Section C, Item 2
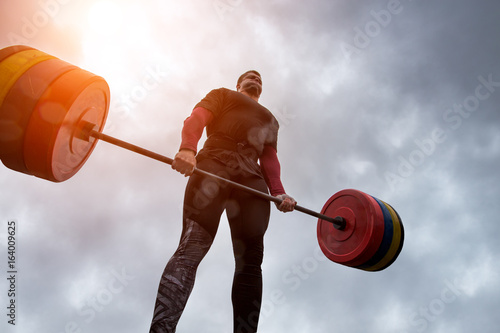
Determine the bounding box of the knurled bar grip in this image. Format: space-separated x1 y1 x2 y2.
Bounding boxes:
89 130 346 229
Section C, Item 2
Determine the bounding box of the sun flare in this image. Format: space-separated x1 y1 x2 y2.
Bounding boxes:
87 1 124 36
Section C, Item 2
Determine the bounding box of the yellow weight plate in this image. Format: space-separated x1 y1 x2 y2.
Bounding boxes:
365 201 403 271
0 49 55 107
0 58 76 174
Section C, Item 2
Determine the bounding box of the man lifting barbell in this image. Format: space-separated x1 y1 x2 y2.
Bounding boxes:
0 45 404 333
149 70 297 333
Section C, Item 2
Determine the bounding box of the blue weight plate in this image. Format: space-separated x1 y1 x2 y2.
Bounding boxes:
356 196 394 270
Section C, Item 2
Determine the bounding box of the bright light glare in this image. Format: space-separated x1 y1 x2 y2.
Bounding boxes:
88 1 124 36
82 1 131 87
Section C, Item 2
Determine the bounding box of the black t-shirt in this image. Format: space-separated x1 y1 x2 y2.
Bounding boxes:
195 88 280 178
196 88 279 153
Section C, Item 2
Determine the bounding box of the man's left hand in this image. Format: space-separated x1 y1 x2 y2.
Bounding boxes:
275 194 297 212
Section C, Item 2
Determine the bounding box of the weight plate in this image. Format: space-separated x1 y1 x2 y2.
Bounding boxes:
365 201 404 271
0 49 55 107
0 58 77 174
317 189 385 267
355 196 394 270
0 45 35 63
23 68 110 182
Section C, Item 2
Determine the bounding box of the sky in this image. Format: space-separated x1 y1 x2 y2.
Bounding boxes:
1 0 499 332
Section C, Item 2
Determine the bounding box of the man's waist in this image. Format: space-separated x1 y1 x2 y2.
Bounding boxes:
203 135 259 162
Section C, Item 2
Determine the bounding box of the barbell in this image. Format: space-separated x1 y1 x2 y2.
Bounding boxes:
0 45 404 271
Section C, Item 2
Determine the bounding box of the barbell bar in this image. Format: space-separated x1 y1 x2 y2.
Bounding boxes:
0 45 404 271
78 121 347 229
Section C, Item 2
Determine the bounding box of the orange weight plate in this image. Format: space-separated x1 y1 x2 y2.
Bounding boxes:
0 48 55 107
23 68 110 182
0 58 76 174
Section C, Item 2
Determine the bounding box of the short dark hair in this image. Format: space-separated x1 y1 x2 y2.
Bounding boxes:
237 70 261 87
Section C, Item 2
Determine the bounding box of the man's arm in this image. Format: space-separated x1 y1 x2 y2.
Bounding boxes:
179 107 213 153
172 107 213 176
260 146 296 212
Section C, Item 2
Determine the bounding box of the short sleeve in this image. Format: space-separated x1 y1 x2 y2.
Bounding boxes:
194 88 226 118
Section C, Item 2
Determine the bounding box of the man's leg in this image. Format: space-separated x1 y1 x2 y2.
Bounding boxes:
150 219 214 333
227 176 271 333
150 159 231 332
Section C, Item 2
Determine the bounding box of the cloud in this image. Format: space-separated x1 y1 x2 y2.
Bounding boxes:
1 0 500 332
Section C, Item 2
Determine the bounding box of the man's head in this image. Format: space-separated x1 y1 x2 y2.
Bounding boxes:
236 70 262 100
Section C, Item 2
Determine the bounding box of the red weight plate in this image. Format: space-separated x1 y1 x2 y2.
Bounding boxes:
23 68 110 182
356 196 394 270
0 58 77 174
317 189 385 267
365 202 404 271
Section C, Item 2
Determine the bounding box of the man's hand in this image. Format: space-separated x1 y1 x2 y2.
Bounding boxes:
275 194 297 213
172 149 196 176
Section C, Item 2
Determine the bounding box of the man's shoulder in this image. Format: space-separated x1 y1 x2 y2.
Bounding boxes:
201 87 233 101
208 87 232 95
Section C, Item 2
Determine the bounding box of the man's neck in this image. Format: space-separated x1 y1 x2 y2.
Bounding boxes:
239 90 260 103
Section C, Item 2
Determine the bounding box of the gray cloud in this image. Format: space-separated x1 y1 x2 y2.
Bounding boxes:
1 0 499 332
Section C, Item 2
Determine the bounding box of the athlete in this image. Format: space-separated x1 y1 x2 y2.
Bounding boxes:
150 70 296 333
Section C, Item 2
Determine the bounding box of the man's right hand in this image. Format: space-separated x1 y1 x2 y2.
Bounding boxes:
172 149 196 177
275 194 297 213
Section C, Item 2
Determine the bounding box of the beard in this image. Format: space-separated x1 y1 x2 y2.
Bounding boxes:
240 82 262 98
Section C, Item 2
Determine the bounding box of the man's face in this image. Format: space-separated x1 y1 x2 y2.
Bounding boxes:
237 72 262 98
